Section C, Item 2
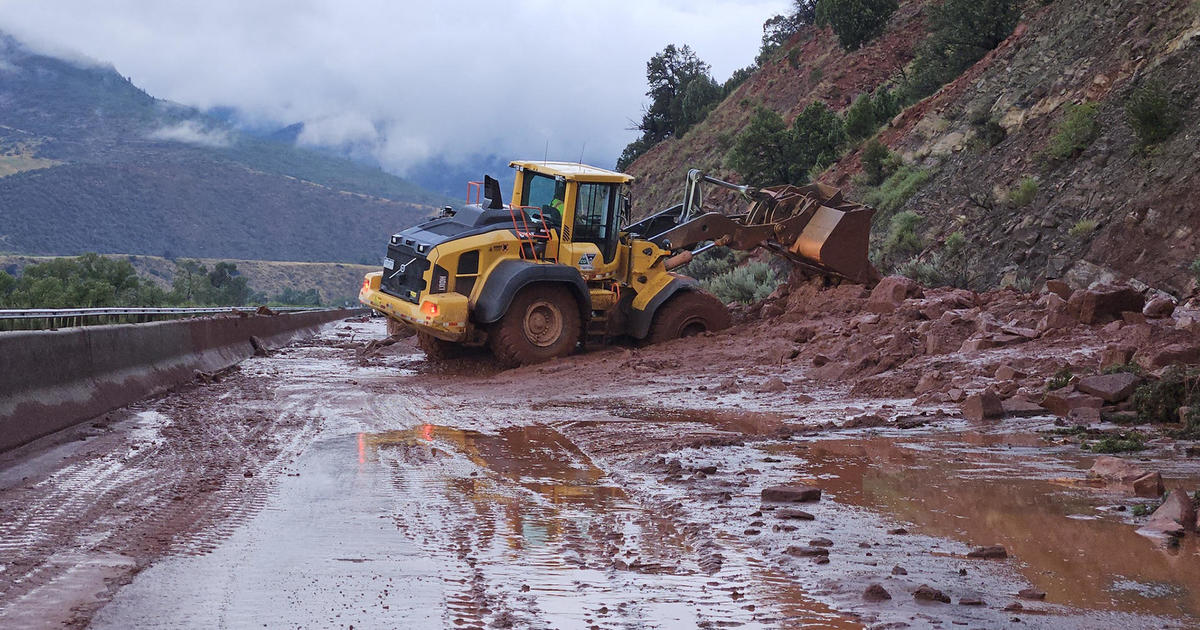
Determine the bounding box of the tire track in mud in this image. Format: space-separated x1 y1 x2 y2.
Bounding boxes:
0 360 326 626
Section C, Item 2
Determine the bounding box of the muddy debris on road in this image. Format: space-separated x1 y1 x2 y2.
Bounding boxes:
4 267 1200 629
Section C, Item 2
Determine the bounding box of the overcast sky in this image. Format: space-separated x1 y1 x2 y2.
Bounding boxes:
0 0 791 172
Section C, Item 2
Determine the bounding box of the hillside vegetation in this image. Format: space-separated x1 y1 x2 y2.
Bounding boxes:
623 0 1200 299
0 33 443 264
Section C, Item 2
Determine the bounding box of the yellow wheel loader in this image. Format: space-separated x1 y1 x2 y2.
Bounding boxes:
359 161 878 366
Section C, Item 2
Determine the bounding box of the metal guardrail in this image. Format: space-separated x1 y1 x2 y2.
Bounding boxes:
0 306 362 331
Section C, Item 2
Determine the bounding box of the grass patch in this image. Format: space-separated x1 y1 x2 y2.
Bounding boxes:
863 165 931 214
1068 219 1098 238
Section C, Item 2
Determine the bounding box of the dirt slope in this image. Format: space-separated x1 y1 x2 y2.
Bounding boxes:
625 0 1199 297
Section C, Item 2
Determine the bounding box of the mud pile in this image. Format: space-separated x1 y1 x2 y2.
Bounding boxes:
728 272 1200 416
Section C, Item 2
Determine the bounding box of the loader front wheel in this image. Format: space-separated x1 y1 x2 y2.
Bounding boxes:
646 290 731 344
417 332 465 360
490 286 581 367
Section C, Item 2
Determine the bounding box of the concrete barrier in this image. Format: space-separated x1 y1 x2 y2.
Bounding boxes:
0 309 357 453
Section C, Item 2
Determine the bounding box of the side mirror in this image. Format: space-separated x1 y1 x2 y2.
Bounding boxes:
620 194 632 228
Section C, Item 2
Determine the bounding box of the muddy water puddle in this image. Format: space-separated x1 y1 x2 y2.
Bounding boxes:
366 423 860 628
760 430 1200 623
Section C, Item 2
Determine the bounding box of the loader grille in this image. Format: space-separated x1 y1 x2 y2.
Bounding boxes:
380 244 429 304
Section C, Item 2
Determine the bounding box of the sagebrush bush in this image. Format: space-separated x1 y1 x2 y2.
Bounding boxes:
679 246 738 281
1047 102 1100 161
703 261 780 304
1125 81 1182 146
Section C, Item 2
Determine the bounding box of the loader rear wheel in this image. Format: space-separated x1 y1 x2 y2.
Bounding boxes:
490 286 581 367
646 290 731 344
417 332 465 360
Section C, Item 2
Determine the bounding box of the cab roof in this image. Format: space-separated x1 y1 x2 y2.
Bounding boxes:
509 160 634 184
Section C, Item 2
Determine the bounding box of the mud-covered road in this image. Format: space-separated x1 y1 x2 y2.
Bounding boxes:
1 318 1197 629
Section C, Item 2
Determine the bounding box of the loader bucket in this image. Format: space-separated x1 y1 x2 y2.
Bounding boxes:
744 184 880 286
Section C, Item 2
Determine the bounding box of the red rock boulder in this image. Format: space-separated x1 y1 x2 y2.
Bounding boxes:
1069 285 1146 325
867 276 923 314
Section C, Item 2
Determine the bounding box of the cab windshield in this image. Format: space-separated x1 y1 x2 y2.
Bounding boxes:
521 172 566 210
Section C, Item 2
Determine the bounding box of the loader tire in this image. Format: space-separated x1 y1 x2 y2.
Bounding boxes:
417 332 465 360
646 290 731 344
490 285 580 367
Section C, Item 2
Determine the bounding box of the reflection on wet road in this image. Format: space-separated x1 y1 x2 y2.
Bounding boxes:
95 422 856 629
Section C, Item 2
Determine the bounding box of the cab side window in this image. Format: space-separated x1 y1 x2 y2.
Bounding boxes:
574 183 617 262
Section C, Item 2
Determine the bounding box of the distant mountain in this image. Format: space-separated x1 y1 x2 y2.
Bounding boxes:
0 32 447 264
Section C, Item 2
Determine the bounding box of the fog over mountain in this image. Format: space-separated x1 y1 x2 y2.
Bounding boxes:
0 0 788 185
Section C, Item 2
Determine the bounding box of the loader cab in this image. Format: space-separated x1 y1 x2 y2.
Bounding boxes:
509 161 634 278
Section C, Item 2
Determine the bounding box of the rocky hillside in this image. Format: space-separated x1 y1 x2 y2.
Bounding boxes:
0 33 444 264
626 0 1199 299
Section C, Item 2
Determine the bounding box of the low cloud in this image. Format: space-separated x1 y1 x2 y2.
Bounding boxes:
148 121 231 148
0 0 791 171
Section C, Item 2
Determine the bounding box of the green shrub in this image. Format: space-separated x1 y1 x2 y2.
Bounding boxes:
726 102 846 187
726 108 804 186
1009 177 1038 207
872 86 901 123
792 101 848 171
844 93 878 140
787 47 803 69
897 231 972 288
1125 81 1182 146
1083 433 1146 453
1102 363 1144 376
815 0 899 51
1191 257 1200 284
860 139 893 185
1131 503 1152 517
1047 102 1100 161
810 67 825 84
703 261 780 304
899 0 1020 103
1045 368 1073 391
679 246 738 281
863 164 930 213
1130 366 1200 424
1068 219 1098 238
970 109 1007 148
